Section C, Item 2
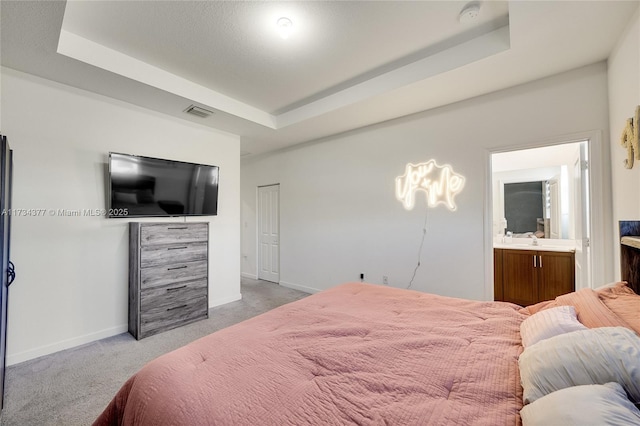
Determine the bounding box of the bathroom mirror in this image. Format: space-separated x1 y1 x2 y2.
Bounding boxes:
503 180 546 236
492 142 587 241
498 173 562 238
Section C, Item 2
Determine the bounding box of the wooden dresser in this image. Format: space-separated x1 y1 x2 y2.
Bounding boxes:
129 222 209 339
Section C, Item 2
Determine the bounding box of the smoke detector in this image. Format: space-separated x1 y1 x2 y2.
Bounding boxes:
184 105 214 118
459 2 481 23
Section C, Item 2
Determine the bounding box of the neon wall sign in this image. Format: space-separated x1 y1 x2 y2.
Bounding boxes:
395 160 465 211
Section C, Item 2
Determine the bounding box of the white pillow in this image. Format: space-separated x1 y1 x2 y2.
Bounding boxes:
519 327 640 404
520 383 640 426
520 305 587 347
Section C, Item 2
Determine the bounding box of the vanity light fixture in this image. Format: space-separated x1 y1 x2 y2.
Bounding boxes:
277 17 293 39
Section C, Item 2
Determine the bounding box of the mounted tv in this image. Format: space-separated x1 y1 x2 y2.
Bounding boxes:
108 152 219 218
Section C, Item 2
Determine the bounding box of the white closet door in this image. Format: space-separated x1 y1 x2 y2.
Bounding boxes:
258 184 280 283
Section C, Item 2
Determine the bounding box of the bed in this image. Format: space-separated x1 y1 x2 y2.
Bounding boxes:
94 279 640 426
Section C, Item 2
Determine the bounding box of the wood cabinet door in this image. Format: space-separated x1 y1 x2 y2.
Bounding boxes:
494 249 504 301
538 251 575 302
501 250 538 306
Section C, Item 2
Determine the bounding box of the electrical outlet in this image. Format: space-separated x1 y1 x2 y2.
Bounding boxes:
382 276 388 285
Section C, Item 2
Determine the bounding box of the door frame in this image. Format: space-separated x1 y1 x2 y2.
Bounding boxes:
257 183 280 283
484 130 609 300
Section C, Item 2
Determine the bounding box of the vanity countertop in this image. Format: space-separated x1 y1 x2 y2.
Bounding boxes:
493 243 575 253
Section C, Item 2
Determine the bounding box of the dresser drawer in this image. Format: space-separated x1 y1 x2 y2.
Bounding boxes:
140 260 207 289
140 281 208 336
141 279 207 309
140 297 208 337
140 223 208 246
140 242 207 268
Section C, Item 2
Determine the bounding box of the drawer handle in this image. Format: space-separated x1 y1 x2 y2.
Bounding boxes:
167 265 188 271
167 285 187 292
167 304 187 311
167 246 188 250
167 227 188 230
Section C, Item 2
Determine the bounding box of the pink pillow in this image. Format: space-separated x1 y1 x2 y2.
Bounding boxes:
519 299 558 315
597 284 640 334
595 281 633 295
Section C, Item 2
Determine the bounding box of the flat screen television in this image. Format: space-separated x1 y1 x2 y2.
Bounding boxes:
108 152 219 218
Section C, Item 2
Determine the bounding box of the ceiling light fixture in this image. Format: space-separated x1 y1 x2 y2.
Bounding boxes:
458 2 481 24
277 17 293 39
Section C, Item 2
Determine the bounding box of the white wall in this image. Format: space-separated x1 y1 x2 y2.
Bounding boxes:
608 8 640 279
1 68 241 365
242 63 612 300
492 143 582 173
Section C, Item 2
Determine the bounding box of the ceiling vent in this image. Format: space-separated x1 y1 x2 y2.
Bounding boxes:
184 105 214 118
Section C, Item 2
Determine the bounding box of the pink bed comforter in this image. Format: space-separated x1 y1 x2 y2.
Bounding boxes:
94 283 525 425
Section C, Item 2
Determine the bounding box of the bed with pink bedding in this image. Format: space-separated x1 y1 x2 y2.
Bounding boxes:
94 282 637 426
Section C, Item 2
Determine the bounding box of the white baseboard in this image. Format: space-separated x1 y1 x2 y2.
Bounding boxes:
6 324 128 366
209 293 242 308
6 293 242 367
279 281 322 294
241 272 258 280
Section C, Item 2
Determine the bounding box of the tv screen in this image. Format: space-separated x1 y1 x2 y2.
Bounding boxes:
108 152 219 218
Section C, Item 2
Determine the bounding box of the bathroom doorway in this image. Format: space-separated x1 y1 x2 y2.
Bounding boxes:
491 141 592 291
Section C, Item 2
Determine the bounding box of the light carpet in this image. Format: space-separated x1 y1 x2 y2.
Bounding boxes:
0 278 308 426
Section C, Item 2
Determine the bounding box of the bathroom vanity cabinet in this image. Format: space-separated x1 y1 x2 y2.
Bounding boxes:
494 248 575 306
